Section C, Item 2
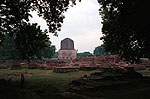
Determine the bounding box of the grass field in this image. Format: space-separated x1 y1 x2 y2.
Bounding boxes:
0 69 99 99
0 69 150 99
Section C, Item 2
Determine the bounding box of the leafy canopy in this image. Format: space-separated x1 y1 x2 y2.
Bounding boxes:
0 0 79 36
0 0 80 60
0 33 55 60
93 45 111 56
36 41 56 59
98 0 150 63
0 35 19 60
15 22 53 61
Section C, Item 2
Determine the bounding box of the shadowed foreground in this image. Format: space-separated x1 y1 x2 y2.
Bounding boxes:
0 69 150 99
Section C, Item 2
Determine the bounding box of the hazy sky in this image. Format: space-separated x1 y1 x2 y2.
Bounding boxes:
29 0 103 53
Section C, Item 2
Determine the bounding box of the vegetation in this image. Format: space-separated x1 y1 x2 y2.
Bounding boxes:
0 35 19 60
77 52 93 58
72 69 150 99
0 28 55 60
0 69 150 99
52 52 58 58
93 45 111 56
0 0 79 36
0 0 80 60
15 23 55 61
37 44 56 59
0 69 98 99
98 0 150 63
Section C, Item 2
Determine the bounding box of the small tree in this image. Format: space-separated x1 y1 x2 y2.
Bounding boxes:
93 45 111 56
94 46 105 56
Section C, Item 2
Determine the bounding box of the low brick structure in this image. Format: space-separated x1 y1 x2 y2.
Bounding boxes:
28 63 39 69
0 64 7 69
11 63 22 70
0 55 149 71
53 66 79 73
80 66 98 71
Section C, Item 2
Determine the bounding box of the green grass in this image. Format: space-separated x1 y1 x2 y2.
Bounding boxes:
137 70 150 76
0 69 99 99
1 69 150 99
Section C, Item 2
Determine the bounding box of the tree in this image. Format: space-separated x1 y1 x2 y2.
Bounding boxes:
42 45 55 58
98 0 150 63
0 26 55 60
0 0 80 38
51 52 58 58
77 52 93 58
15 22 50 61
94 45 105 56
0 0 80 60
0 34 19 60
93 45 111 56
36 41 56 59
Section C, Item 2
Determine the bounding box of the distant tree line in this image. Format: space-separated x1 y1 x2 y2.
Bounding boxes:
0 35 19 60
77 52 93 58
0 34 55 60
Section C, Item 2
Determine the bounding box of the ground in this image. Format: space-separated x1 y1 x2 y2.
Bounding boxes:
0 69 150 99
0 69 98 99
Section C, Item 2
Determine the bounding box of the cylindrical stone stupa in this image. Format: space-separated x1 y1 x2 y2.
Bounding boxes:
58 38 77 59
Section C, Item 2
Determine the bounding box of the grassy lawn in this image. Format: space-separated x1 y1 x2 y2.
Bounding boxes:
136 70 150 76
1 69 150 99
0 69 99 99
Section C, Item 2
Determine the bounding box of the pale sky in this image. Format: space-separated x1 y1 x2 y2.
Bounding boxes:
29 0 103 53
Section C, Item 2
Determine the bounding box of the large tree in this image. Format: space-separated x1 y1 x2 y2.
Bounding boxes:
0 30 55 60
15 22 51 61
98 0 150 63
0 0 80 60
0 0 78 36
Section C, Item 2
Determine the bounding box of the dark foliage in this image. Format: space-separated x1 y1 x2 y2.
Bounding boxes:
0 0 79 36
36 42 56 59
93 45 111 56
0 35 19 60
77 52 93 58
0 0 80 60
15 23 54 61
98 0 150 63
51 52 58 58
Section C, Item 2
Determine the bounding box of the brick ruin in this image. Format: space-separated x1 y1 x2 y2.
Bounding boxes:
0 55 150 73
45 56 149 72
0 38 148 73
